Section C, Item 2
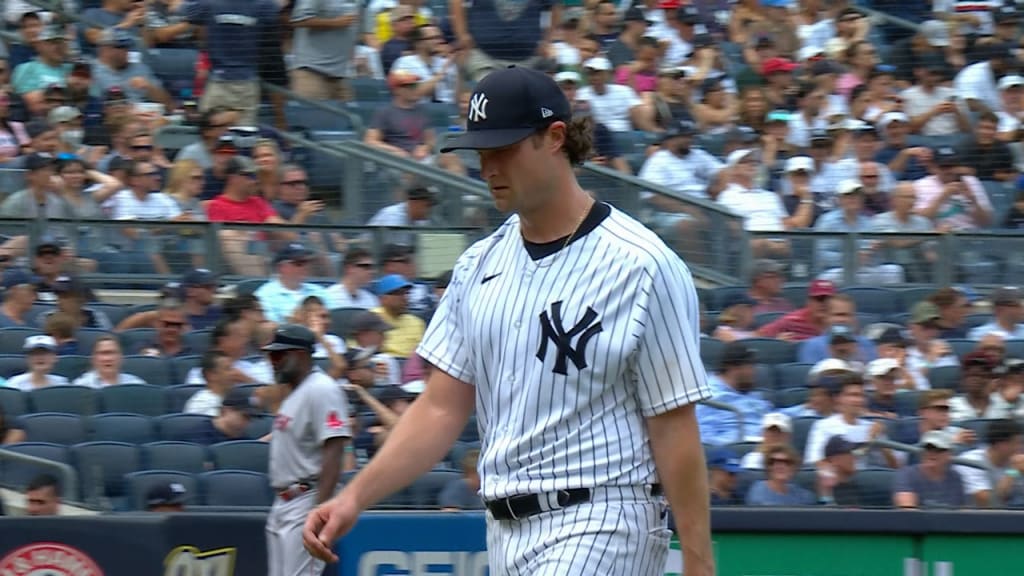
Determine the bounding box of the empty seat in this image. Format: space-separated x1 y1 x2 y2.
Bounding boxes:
0 354 26 378
165 385 204 414
154 125 201 157
929 365 961 391
840 287 902 316
782 285 810 308
743 338 797 365
898 286 935 308
171 356 202 385
118 329 157 353
122 356 173 387
201 470 273 507
754 364 776 390
246 414 274 440
53 356 91 380
791 416 820 455
98 384 165 416
776 363 814 388
182 331 211 355
76 329 114 355
235 279 265 297
18 413 87 445
725 441 761 459
157 413 211 442
774 387 808 408
854 468 896 507
409 470 461 507
209 440 269 474
71 441 140 505
125 470 199 511
0 327 43 355
700 337 725 370
89 413 157 444
1006 339 1024 360
0 387 27 419
142 441 209 475
0 442 70 490
447 440 480 468
946 339 977 360
28 386 97 416
710 286 751 311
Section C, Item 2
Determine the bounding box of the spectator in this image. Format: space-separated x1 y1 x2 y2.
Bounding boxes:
163 159 207 268
815 179 904 284
82 0 144 49
377 243 432 312
740 413 794 470
746 444 816 506
255 244 328 324
175 107 239 170
391 25 457 104
364 70 439 164
366 185 436 245
902 59 968 137
186 316 273 386
995 74 1024 141
891 389 973 451
91 30 171 107
816 436 862 506
968 286 1024 340
950 351 1004 421
72 336 146 388
439 449 484 510
44 312 79 355
223 294 273 356
108 159 185 274
865 358 914 417
290 296 347 378
0 89 28 161
271 164 337 266
11 26 70 117
0 268 37 327
607 7 651 68
857 162 893 216
638 118 724 199
351 379 420 456
642 66 694 132
614 35 662 96
747 259 793 315
324 248 381 310
893 430 966 508
179 268 223 330
144 482 188 513
183 350 237 416
144 0 196 48
289 0 359 102
251 138 282 202
0 403 26 444
5 335 66 390
876 112 929 181
371 274 425 358
696 342 772 445
712 294 757 342
956 419 1024 507
134 300 193 358
874 325 909 365
348 311 401 387
184 387 258 445
991 358 1024 418
759 279 835 342
869 182 937 283
379 5 416 75
25 473 61 516
577 57 650 133
905 301 959 390
56 157 122 262
0 154 74 258
913 145 993 230
7 11 42 69
960 111 1016 182
953 42 1013 115
807 326 871 376
804 375 898 468
693 76 738 136
706 448 743 505
798 294 878 365
449 0 555 82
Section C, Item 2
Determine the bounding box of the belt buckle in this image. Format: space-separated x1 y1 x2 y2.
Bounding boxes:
504 498 519 521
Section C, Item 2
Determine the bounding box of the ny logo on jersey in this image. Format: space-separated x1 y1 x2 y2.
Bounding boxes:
468 93 488 123
536 301 604 375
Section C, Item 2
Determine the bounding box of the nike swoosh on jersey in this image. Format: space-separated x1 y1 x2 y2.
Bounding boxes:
481 273 502 284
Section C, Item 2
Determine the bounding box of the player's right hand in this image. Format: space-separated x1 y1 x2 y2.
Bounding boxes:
303 495 360 562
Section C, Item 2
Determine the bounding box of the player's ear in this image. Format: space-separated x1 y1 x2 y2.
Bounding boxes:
545 121 567 154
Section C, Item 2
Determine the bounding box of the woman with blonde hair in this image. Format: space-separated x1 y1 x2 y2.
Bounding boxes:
164 158 206 267
713 293 758 342
252 138 283 201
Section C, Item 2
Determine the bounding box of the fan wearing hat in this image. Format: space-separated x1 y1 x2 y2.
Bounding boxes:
867 181 937 283
254 243 328 324
704 448 743 505
366 185 436 245
0 268 39 328
696 342 772 445
893 429 966 509
638 119 725 216
864 358 913 418
606 6 653 68
904 301 959 391
949 350 1005 421
953 419 1024 507
746 444 816 506
968 287 1024 340
711 293 758 342
365 70 446 168
759 279 836 341
910 144 993 231
0 154 75 258
874 111 930 181
804 374 899 468
747 259 793 314
185 386 261 445
369 274 425 358
176 106 240 170
814 180 906 284
263 323 351 576
740 413 794 470
376 244 433 313
10 26 69 116
92 29 172 107
145 481 189 513
346 311 399 385
5 335 67 391
577 57 656 133
36 275 112 331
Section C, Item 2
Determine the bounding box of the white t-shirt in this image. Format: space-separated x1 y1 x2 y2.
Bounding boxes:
637 148 723 200
184 388 223 416
323 284 380 310
390 53 456 104
955 447 1002 499
717 183 788 232
110 190 182 221
954 61 1001 112
901 85 959 136
72 371 147 388
314 334 347 359
186 358 273 386
5 373 69 391
576 84 642 132
803 414 873 467
740 450 765 469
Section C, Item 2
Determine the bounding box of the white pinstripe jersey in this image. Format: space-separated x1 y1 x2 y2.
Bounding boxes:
417 203 711 501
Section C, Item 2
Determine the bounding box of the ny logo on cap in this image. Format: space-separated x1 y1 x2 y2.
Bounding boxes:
469 92 489 123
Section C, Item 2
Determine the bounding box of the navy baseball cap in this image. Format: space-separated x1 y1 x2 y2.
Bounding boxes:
3 268 37 290
145 481 188 508
261 324 316 353
440 66 571 152
182 268 217 287
53 274 88 295
274 243 314 264
221 387 259 416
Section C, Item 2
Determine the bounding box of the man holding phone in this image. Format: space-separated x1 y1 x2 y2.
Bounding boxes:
912 145 993 231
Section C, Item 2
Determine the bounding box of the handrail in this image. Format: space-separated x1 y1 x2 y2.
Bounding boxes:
699 399 746 443
852 4 925 32
873 439 993 472
335 140 492 200
261 81 366 136
0 447 81 503
580 161 744 218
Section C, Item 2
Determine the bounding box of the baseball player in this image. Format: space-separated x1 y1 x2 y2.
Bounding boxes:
264 324 350 576
304 66 715 575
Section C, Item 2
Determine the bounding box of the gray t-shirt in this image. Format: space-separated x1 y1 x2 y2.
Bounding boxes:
438 478 484 510
91 61 163 103
893 465 965 508
290 0 359 78
0 188 74 240
369 103 431 154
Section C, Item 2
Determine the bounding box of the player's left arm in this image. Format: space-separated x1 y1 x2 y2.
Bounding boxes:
647 405 714 576
317 436 348 504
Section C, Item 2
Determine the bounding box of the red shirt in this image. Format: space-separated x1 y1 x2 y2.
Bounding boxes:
206 194 277 223
759 307 823 341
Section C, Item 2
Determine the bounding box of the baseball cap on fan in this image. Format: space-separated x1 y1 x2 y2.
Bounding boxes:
440 66 572 152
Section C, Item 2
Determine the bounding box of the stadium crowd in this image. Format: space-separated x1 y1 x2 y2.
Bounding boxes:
0 0 1022 515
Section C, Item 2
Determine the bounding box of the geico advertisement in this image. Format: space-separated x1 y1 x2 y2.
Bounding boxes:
356 551 489 576
164 546 237 576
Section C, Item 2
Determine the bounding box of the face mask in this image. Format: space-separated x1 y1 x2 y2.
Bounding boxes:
61 129 83 148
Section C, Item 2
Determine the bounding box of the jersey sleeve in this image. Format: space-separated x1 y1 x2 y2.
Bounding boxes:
633 253 711 417
312 377 352 442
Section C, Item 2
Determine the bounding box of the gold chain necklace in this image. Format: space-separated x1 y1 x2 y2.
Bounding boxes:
525 198 594 267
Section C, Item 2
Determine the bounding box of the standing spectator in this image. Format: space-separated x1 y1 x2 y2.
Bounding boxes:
72 336 147 388
175 107 239 170
741 413 794 470
91 30 171 107
439 449 484 510
959 111 1016 182
5 335 66 391
707 448 743 505
893 430 966 508
696 342 772 446
183 350 237 416
956 419 1024 507
449 0 558 82
950 351 1004 421
816 436 862 506
954 43 1013 115
289 0 359 101
747 259 793 315
144 0 196 48
913 146 993 231
82 0 145 50
379 6 416 75
869 182 937 284
607 6 651 68
905 301 959 391
324 248 380 310
0 268 38 327
371 274 425 358
24 474 61 516
12 26 70 117
759 279 835 342
969 287 1024 340
576 57 650 133
746 445 816 506
255 244 329 324
804 376 898 468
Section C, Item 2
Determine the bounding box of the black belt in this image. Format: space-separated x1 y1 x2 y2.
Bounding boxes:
485 484 662 521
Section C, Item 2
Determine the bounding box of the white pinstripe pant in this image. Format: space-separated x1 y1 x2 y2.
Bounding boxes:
485 487 671 576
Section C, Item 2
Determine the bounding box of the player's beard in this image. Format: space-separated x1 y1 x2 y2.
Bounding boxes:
276 354 308 387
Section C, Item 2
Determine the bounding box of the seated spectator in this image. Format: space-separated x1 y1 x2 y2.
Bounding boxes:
642 66 694 131
378 6 415 74
25 473 61 516
5 335 67 391
390 24 456 104
0 154 74 259
875 112 929 182
186 316 273 386
251 138 282 202
893 430 965 509
902 58 968 137
364 70 436 163
955 419 1024 507
856 162 893 217
439 449 484 511
873 326 909 366
7 11 42 69
707 448 743 506
91 30 171 107
928 287 972 340
785 81 828 149
175 107 239 170
991 358 1024 419
223 294 274 356
36 275 112 331
377 244 433 313
144 481 188 513
371 275 426 358
995 74 1024 142
255 244 328 324
44 312 79 355
905 302 959 390
0 403 26 444
134 301 194 358
164 159 207 268
108 159 188 274
183 387 258 445
577 57 650 133
950 351 1004 421
0 268 38 327
815 180 904 284
816 436 862 506
868 181 936 283
367 186 436 246
746 445 815 506
804 375 899 468
324 248 381 310
913 146 993 231
968 286 1024 340
351 379 419 458
798 294 878 365
184 350 237 416
635 117 723 198
693 76 738 136
144 0 196 48
891 390 973 456
865 359 915 418
747 259 793 315
349 311 401 387
11 26 70 117
740 412 794 470
72 336 147 388
960 111 1016 183
0 89 28 161
759 279 835 342
271 164 341 276
696 342 772 445
291 296 346 378
954 42 1012 117
179 268 223 330
712 294 757 342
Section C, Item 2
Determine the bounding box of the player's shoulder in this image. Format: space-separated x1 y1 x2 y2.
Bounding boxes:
598 207 690 277
448 215 518 283
302 369 343 393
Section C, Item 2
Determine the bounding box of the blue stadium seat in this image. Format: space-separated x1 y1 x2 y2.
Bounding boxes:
459 415 479 443
725 441 760 460
981 180 1014 227
959 418 1001 440
200 470 273 507
893 391 923 417
209 440 269 474
235 279 266 297
89 413 157 444
89 303 131 327
28 386 97 416
157 413 211 442
1006 340 1024 360
154 125 201 156
409 470 461 507
0 354 26 378
0 327 43 354
700 337 725 370
854 469 896 507
98 384 165 416
71 441 140 506
118 329 157 353
144 48 199 94
743 338 797 365
122 356 174 387
52 355 91 380
964 313 993 331
791 416 820 455
171 356 203 385
928 365 961 391
710 286 749 311
182 331 212 355
28 304 55 326
246 415 274 439
76 329 114 356
18 413 87 444
841 287 903 316
0 387 27 418
0 442 70 490
945 339 976 360
351 77 390 102
125 470 199 511
142 441 209 475
754 364 776 390
775 363 813 389
781 285 810 308
793 468 818 494
774 387 809 408
856 313 882 329
285 100 357 132
897 286 936 308
165 384 204 414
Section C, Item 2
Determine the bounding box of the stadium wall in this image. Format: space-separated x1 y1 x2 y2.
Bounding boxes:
0 510 1020 575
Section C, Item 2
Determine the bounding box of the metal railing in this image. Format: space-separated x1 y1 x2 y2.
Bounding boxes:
699 399 747 442
0 447 80 503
